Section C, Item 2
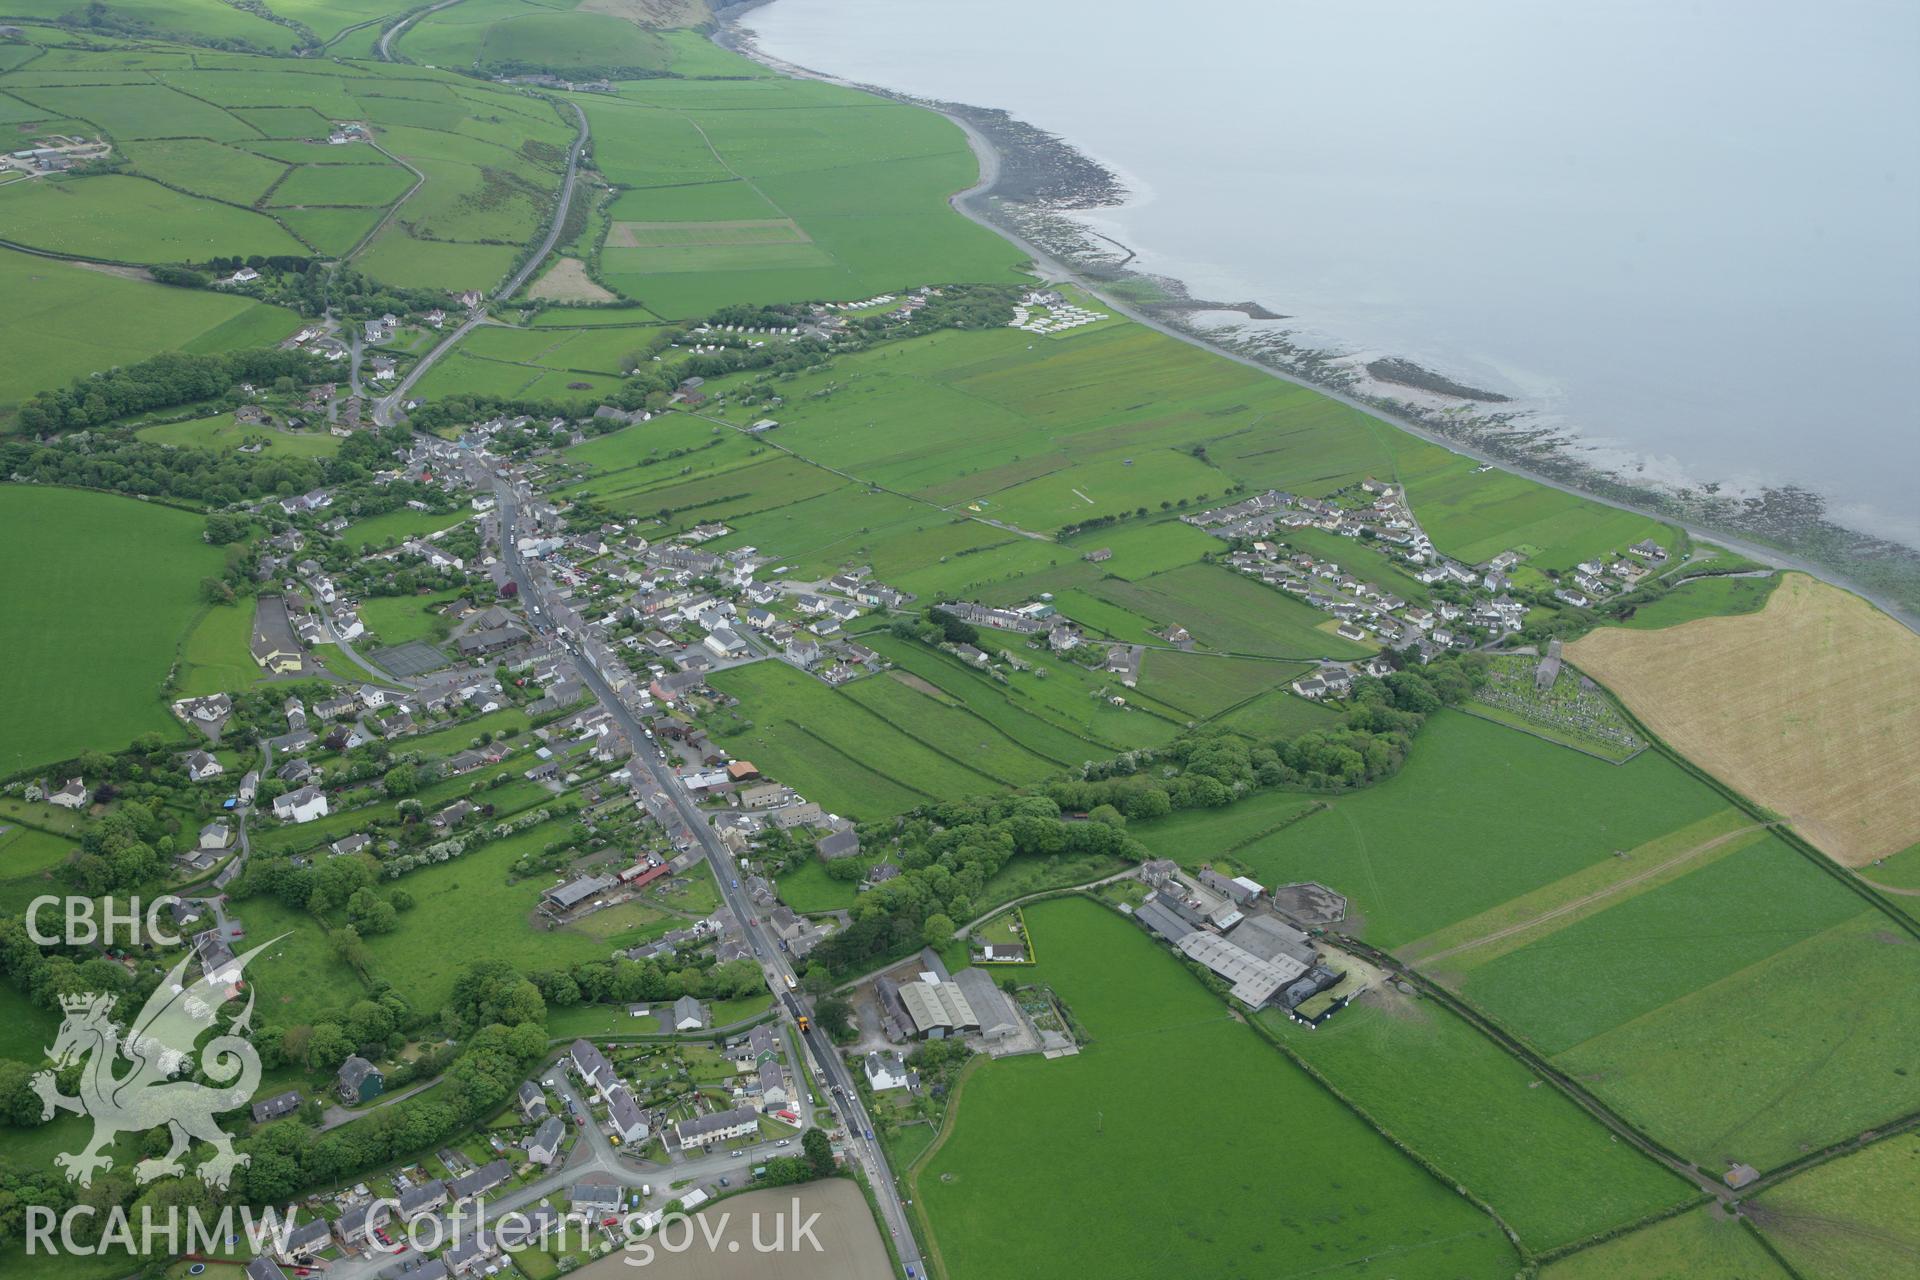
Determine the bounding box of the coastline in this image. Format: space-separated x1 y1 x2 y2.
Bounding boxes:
710 4 1920 632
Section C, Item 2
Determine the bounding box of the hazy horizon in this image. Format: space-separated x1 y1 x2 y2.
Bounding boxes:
747 0 1920 547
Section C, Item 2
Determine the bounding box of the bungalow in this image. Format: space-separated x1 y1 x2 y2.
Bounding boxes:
815 829 860 861
250 1089 303 1124
331 833 371 858
273 786 329 824
336 1055 383 1104
185 750 224 783
671 995 707 1032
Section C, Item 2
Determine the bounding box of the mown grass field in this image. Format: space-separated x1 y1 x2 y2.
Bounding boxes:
0 487 224 773
1750 1131 1920 1279
358 590 462 647
1542 1205 1787 1280
1258 992 1693 1251
912 898 1517 1279
1570 573 1920 867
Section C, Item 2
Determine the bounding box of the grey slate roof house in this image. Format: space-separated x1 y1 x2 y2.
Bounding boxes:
335 1055 383 1104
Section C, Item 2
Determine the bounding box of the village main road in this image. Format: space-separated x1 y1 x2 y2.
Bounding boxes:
489 475 926 1278
373 100 589 428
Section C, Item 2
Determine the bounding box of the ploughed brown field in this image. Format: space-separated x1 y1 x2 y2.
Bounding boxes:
1569 572 1920 867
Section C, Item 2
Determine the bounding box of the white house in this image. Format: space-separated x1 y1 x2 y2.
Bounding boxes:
185 751 225 783
863 1051 911 1092
272 786 329 824
46 778 88 810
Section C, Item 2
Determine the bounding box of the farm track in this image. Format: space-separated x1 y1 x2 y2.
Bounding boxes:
1410 821 1779 967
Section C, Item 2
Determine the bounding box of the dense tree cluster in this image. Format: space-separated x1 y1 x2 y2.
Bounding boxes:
525 953 769 1010
16 349 325 434
806 794 1146 978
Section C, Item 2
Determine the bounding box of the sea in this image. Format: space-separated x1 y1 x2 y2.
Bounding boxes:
741 0 1920 548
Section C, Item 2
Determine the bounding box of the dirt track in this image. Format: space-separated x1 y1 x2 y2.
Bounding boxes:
1413 822 1775 966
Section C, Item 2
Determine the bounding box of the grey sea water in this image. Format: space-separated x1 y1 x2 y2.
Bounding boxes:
745 0 1920 547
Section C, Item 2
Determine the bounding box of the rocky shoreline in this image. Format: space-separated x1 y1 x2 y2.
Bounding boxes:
713 5 1920 626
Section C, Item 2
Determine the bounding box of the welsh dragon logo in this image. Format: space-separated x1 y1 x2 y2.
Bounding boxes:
31 938 280 1190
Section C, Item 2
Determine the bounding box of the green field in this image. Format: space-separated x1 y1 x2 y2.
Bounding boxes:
124 137 288 204
1130 790 1326 866
842 670 1066 787
270 161 417 207
0 487 225 773
0 174 307 262
349 820 616 1011
573 68 1027 316
1612 574 1780 629
402 0 670 75
1547 906 1920 1173
865 633 1185 756
1137 649 1311 719
136 413 340 457
174 602 265 698
0 822 75 915
1542 1206 1787 1280
1259 993 1693 1250
1378 436 1677 570
341 506 470 549
707 662 1006 818
0 247 300 416
1751 1132 1920 1279
1223 711 1727 947
358 590 463 646
1090 563 1370 658
913 898 1517 1279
